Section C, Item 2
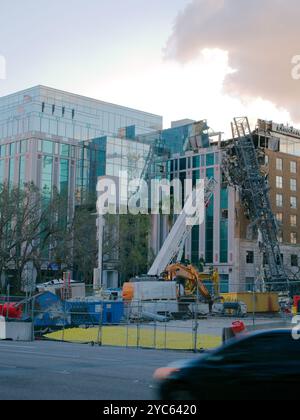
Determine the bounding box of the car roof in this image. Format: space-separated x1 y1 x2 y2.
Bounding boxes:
220 328 293 350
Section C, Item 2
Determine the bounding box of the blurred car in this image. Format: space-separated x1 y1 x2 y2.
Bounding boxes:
154 329 300 400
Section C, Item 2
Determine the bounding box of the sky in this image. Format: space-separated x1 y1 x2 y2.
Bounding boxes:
0 0 299 136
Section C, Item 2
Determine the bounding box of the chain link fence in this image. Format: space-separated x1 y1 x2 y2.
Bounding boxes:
1 284 298 350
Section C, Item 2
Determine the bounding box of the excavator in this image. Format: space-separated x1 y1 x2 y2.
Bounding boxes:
161 263 219 303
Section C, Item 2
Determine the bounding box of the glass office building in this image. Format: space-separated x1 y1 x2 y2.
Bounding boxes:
0 85 162 142
0 86 162 280
0 85 162 194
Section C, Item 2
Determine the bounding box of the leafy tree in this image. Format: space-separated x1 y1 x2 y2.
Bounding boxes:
0 183 73 293
72 203 98 284
104 213 153 285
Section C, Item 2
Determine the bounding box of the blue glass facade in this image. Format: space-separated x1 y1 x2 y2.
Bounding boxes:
220 188 229 264
166 148 229 268
137 120 210 163
205 167 215 264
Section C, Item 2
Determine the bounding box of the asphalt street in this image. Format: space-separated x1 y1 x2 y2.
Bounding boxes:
0 340 197 400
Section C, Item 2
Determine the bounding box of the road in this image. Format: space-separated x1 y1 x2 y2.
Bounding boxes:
0 341 197 400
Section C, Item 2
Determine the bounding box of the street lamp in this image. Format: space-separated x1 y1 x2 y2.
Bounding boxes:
93 212 104 291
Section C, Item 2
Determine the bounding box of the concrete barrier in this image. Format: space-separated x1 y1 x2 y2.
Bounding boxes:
0 317 33 341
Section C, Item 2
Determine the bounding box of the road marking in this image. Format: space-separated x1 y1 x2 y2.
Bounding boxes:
0 349 82 360
0 344 36 349
55 370 71 375
0 349 133 364
0 364 17 369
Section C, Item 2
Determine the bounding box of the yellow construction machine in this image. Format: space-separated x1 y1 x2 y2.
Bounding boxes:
162 263 220 303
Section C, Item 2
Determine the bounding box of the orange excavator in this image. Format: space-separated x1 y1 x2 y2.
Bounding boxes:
162 263 220 303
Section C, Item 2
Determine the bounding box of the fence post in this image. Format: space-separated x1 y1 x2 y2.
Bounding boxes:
194 289 199 353
164 301 167 351
137 300 141 349
153 301 157 350
252 284 256 326
97 302 103 346
62 302 66 342
6 284 10 321
126 302 130 348
31 296 35 342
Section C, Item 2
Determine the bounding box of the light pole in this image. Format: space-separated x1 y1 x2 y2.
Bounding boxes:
94 213 104 291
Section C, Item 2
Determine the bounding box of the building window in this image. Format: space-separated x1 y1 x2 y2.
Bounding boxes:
8 158 15 185
291 255 298 267
291 196 297 209
19 156 26 188
265 155 269 165
276 176 283 189
10 143 16 156
291 232 297 245
206 153 215 166
276 194 283 207
290 178 297 192
246 278 255 292
41 156 53 198
60 144 70 157
276 158 283 171
60 159 69 195
277 231 283 243
192 156 200 168
246 251 254 264
20 140 28 154
276 213 283 224
276 254 284 265
291 215 297 227
42 140 53 154
180 158 186 171
291 161 297 174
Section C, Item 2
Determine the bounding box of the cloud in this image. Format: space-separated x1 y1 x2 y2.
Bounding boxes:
165 0 300 122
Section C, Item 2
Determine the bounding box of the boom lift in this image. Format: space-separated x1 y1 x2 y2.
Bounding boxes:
144 177 220 303
148 177 216 277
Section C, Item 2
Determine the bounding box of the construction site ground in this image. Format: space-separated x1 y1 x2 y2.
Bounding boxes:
45 314 289 350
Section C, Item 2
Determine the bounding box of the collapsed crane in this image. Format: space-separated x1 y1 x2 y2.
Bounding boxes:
223 117 289 291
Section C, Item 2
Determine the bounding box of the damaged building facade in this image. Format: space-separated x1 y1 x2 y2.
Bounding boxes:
151 119 300 293
237 120 300 291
